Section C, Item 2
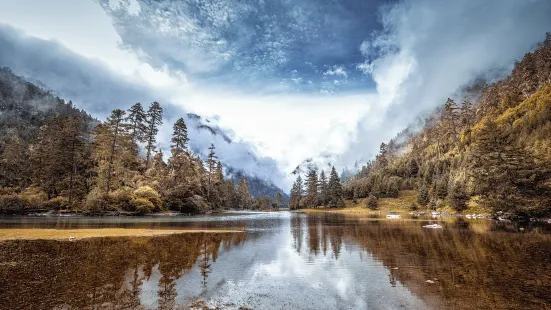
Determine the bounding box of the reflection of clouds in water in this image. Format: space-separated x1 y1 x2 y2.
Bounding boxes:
168 213 426 309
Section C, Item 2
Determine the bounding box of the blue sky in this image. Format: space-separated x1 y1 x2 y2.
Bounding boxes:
1 0 551 190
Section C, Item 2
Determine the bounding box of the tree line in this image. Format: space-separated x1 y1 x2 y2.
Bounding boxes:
342 33 551 217
289 166 344 209
0 95 282 214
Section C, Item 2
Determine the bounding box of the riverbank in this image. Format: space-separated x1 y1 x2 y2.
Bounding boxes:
299 190 492 215
0 228 244 242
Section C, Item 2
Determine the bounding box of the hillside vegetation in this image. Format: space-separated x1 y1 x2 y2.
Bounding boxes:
291 33 551 218
0 68 284 214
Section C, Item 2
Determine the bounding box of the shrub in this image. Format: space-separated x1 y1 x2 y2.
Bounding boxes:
134 186 163 212
108 187 136 211
131 198 153 214
41 197 67 211
19 187 47 208
365 195 378 210
0 194 27 214
409 203 419 211
85 190 110 212
429 199 437 210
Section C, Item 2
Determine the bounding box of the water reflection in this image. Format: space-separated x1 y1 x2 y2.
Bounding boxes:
1 212 551 309
294 214 551 309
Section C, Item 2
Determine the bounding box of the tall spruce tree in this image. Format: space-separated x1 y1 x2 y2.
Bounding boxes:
305 168 319 208
328 166 344 208
318 170 328 206
289 175 303 210
145 102 163 168
206 144 217 201
237 177 250 209
171 118 189 154
126 102 147 144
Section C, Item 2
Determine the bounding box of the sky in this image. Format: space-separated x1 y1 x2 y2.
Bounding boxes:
1 0 551 191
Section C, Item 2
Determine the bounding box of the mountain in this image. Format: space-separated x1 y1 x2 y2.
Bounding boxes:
0 67 96 142
343 33 551 217
0 67 288 204
185 113 289 201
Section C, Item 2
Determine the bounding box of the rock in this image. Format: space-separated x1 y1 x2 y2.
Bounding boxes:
425 280 436 284
423 224 443 229
68 237 76 241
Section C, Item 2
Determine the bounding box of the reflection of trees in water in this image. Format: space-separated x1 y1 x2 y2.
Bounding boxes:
0 232 247 309
291 216 303 254
297 214 551 309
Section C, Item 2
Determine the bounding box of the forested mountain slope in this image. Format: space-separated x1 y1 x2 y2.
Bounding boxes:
0 68 285 214
289 33 551 217
343 33 551 217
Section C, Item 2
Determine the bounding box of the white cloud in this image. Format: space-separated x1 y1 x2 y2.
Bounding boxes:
2 0 551 190
323 65 348 78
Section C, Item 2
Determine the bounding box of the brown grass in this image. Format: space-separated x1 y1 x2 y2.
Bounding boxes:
0 228 244 242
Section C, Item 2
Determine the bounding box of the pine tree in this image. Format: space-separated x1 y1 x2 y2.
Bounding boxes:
126 102 147 144
305 168 319 208
274 192 283 209
417 182 429 205
0 132 29 188
237 177 250 209
470 119 551 214
92 109 135 195
171 118 189 154
145 102 163 168
328 166 344 208
318 170 328 206
289 175 303 210
206 144 217 201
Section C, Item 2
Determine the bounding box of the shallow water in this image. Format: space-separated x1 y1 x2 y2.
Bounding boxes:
1 212 550 309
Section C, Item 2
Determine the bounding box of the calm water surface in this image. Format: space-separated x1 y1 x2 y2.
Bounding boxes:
1 212 551 310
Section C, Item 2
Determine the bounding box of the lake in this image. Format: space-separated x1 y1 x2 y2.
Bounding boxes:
1 212 551 309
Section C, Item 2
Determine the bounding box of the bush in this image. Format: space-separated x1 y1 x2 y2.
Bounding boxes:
131 198 154 214
429 199 437 210
0 194 27 214
365 195 378 210
108 187 136 211
134 186 163 212
19 187 47 208
85 190 110 212
409 202 419 211
41 197 67 211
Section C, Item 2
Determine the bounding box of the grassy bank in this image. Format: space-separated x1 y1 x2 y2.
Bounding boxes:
0 228 244 242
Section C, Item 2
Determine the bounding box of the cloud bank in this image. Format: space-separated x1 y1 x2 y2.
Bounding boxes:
1 0 551 191
339 0 551 166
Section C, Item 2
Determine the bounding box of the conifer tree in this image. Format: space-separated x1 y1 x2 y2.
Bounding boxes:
470 119 551 213
126 102 147 144
145 102 163 168
305 168 319 207
171 118 189 154
417 182 429 205
289 175 303 209
206 144 217 201
328 166 344 208
92 109 134 195
318 170 328 206
237 177 250 209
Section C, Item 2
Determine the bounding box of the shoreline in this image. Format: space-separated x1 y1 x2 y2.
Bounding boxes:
0 228 245 242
